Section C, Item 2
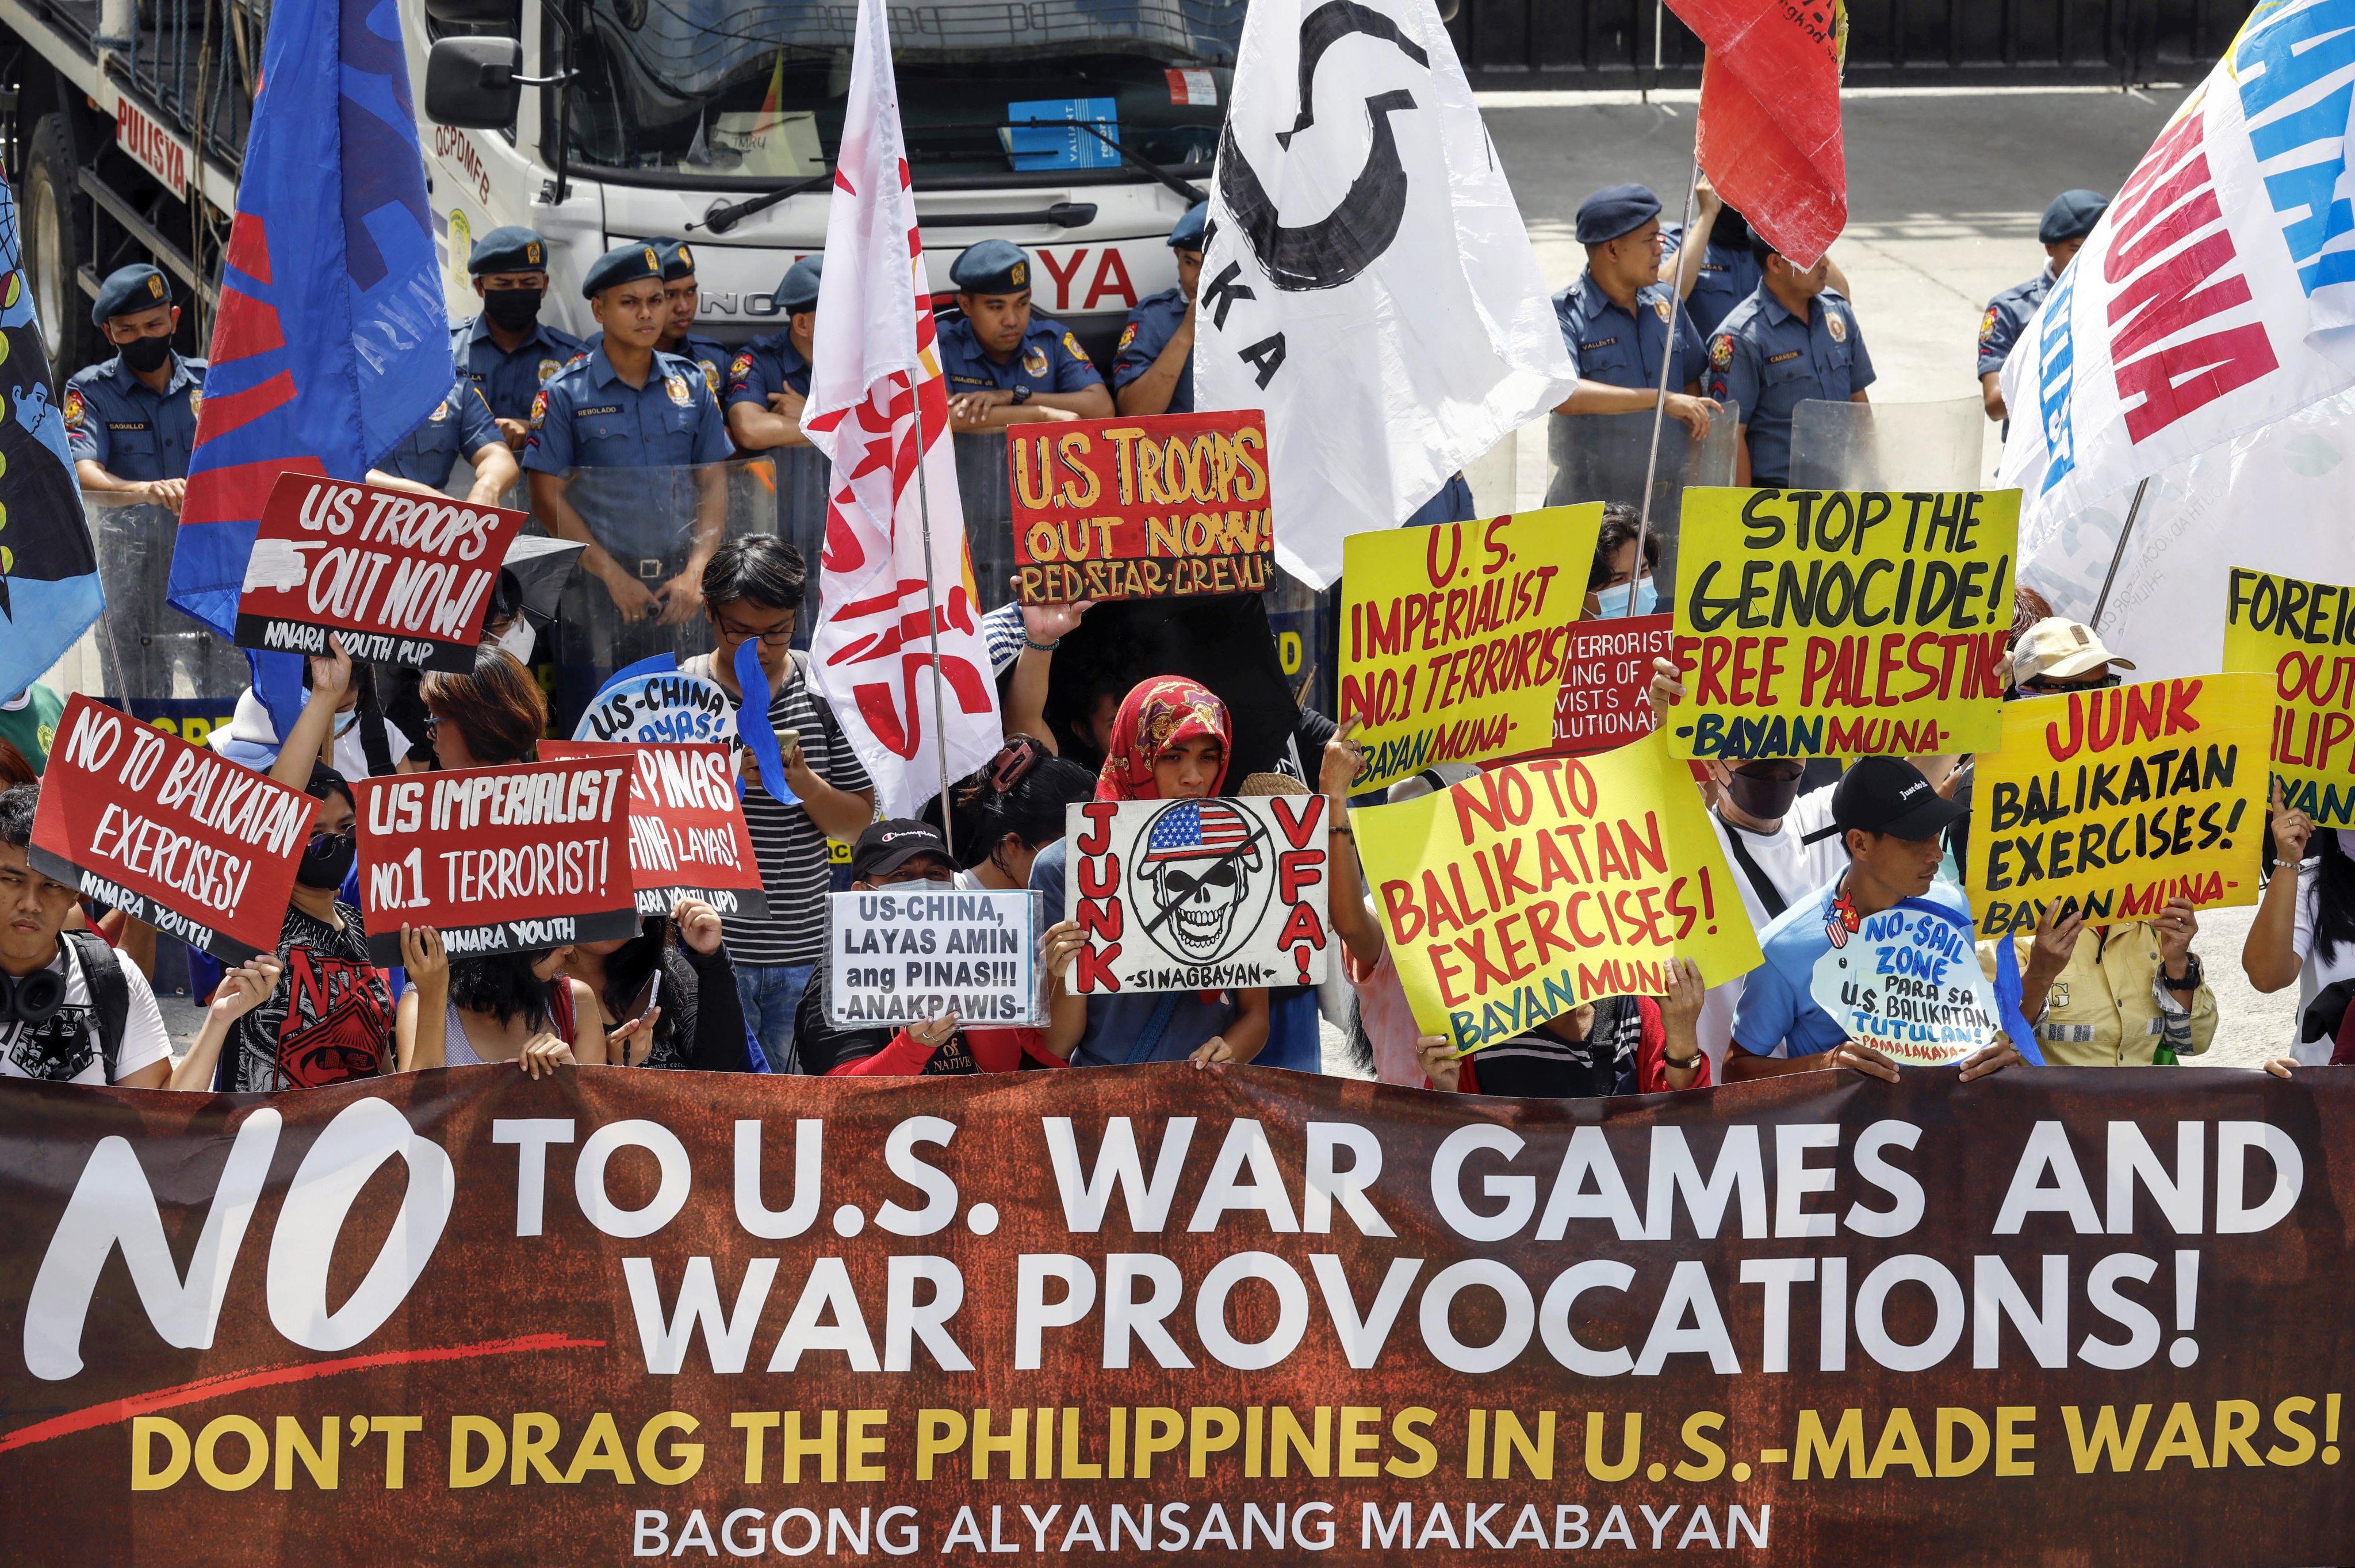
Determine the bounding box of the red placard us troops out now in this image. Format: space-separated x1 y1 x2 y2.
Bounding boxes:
27 696 315 959
541 741 768 920
1009 410 1273 603
353 757 637 963
233 472 527 671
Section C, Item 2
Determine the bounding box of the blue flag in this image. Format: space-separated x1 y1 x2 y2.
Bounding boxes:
0 172 101 701
166 0 450 689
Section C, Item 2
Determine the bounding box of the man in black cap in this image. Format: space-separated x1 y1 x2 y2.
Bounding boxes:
1113 201 1206 416
1725 757 2023 1082
937 239 1111 431
1979 189 2108 424
65 264 205 512
649 237 733 404
726 255 821 453
1552 183 1718 438
453 225 584 447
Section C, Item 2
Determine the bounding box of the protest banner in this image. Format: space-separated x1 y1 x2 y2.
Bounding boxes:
572 661 737 746
1339 506 1603 790
539 741 768 921
824 887 1043 1026
3 1064 2348 1566
25 695 314 960
2223 566 2355 825
1066 793 1329 994
1553 612 1674 755
1009 411 1274 604
1966 673 2268 937
1352 731 1762 1051
1809 899 2004 1064
232 474 526 672
1668 487 2019 760
351 756 637 963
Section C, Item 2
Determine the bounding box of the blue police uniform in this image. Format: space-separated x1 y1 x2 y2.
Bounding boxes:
725 333 813 410
1404 474 1476 530
522 344 734 562
1551 271 1708 392
378 374 504 489
1978 268 2054 380
453 315 587 423
669 332 733 402
63 353 206 480
1112 287 1193 413
1660 225 1763 339
937 313 1104 397
1706 285 1875 488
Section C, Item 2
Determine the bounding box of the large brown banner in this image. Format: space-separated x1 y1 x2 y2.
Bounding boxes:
0 1064 2348 1565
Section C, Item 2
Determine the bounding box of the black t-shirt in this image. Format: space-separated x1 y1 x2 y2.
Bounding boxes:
1468 996 1644 1099
226 903 394 1092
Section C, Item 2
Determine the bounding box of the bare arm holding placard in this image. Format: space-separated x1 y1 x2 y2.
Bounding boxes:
2245 779 2314 995
1040 919 1088 1061
1191 988 1268 1068
270 639 355 793
1006 592 1091 751
395 924 450 1071
166 955 286 1091
1319 718 1386 968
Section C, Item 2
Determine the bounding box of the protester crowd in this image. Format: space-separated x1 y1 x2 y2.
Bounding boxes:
4 172 2332 1105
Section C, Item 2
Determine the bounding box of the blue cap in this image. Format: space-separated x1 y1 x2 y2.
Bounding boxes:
649 236 698 281
772 255 824 313
2040 189 2109 245
1168 201 1208 251
1575 183 1663 245
468 225 550 277
91 264 172 327
582 241 667 298
950 239 1031 296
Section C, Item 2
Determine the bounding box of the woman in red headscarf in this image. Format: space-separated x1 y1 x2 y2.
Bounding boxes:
1035 676 1270 1067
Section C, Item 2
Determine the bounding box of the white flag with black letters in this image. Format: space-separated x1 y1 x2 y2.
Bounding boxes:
1197 0 1576 588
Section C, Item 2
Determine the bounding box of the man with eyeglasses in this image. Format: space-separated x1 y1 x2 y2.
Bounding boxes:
679 535 875 1072
2008 616 2132 696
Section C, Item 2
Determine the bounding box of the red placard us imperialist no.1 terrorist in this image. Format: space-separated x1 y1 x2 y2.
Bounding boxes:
353 757 637 963
541 741 768 920
27 695 315 959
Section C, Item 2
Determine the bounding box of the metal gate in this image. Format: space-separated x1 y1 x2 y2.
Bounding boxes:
1449 0 2255 90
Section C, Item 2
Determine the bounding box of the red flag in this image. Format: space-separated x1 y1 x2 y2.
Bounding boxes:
1668 1 1847 267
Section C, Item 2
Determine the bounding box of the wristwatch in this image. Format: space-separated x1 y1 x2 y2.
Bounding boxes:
1011 384 1032 405
2163 953 2203 992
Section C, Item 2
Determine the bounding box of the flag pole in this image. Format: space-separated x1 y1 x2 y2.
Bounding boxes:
908 376 957 859
1625 132 1701 618
2087 476 2150 634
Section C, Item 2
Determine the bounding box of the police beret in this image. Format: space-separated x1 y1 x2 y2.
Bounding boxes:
468 225 550 277
582 241 667 298
1167 200 1208 251
950 239 1031 295
1575 183 1662 245
649 236 698 280
2040 189 2109 245
772 255 824 313
90 264 172 326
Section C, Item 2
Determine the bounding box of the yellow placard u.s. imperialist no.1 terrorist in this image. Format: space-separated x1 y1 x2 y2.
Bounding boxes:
1339 505 1604 791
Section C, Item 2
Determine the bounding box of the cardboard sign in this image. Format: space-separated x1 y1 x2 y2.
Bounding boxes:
573 666 736 745
1009 411 1273 604
353 757 637 963
540 741 768 920
1065 794 1330 994
1351 731 1764 1051
2222 566 2355 825
26 696 315 960
1339 506 1604 789
1553 612 1674 754
824 888 1044 1026
1808 899 2002 1064
1965 674 2268 937
1668 487 2019 758
233 473 527 672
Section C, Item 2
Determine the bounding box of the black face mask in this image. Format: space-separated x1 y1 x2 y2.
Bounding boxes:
297 830 357 890
1724 768 1804 822
118 333 173 373
482 286 544 331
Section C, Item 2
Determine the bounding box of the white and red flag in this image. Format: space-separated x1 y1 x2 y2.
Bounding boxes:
802 0 1001 816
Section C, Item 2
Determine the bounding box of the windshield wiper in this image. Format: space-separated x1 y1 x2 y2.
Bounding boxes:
690 167 837 234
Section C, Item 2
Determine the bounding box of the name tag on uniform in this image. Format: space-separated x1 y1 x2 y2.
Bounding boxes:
574 405 622 417
1580 337 1618 351
106 421 150 431
1765 350 1803 365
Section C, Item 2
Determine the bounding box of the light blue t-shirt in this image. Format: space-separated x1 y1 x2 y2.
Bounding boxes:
1730 873 1975 1059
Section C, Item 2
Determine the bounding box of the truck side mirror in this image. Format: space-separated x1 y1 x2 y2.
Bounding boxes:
424 37 524 128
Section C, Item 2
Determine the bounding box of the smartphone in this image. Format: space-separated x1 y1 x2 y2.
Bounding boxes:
772 727 802 758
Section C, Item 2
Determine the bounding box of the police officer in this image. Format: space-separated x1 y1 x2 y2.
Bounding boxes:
1706 233 1875 488
1659 178 1761 339
650 237 733 404
454 226 585 447
1113 202 1205 416
66 264 204 511
524 242 733 642
1981 189 2107 423
370 377 519 505
726 255 821 453
1552 183 1717 436
938 239 1112 430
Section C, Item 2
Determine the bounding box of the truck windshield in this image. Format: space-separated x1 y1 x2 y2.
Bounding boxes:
562 0 1239 183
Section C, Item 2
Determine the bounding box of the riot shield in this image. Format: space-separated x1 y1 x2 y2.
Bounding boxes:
85 498 249 737
767 436 1024 620
1542 403 1740 597
1787 395 1987 492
